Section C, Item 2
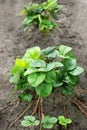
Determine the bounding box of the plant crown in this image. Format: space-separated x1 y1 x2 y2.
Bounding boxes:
19 0 61 33
10 45 84 102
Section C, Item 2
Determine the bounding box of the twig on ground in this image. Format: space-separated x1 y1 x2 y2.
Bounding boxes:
76 98 87 109
9 102 33 127
72 100 87 116
0 99 18 112
68 97 87 117
61 96 67 117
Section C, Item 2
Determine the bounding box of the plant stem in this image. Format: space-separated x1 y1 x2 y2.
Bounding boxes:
32 97 40 115
39 97 43 130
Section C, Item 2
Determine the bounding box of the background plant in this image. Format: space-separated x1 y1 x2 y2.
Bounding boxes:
19 0 61 33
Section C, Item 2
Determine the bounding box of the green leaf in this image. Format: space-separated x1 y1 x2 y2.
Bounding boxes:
30 60 46 68
21 120 31 127
45 70 56 83
47 62 63 71
27 72 46 87
41 46 55 55
15 79 29 90
36 82 52 97
23 47 41 60
43 123 53 129
53 80 63 87
42 116 50 123
33 120 40 126
23 16 33 25
24 116 35 122
58 116 72 127
47 50 59 58
15 58 26 68
62 58 76 71
58 45 72 56
69 66 84 76
10 72 20 83
66 118 72 124
24 68 38 76
18 93 33 102
11 65 21 74
66 52 76 59
61 85 74 95
58 116 65 122
49 117 58 124
11 59 26 74
63 74 79 86
19 8 27 16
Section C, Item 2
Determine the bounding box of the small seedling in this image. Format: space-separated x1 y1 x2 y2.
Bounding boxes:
58 116 72 128
42 115 57 129
19 0 61 33
21 115 40 127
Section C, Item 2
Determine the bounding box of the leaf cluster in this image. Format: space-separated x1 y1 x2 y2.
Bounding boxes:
10 45 84 102
21 115 72 129
19 0 61 33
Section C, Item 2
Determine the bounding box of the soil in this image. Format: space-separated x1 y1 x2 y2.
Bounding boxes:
0 0 87 130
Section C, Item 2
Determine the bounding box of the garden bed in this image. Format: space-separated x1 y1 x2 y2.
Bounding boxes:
0 0 87 130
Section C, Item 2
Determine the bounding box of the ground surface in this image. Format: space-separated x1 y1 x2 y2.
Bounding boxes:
0 0 87 130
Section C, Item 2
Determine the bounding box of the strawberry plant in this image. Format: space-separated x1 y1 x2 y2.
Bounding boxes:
42 115 57 129
58 116 72 129
19 0 61 33
10 45 84 129
21 115 40 127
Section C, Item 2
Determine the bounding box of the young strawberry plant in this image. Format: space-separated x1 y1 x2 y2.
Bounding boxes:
58 115 72 129
19 0 61 33
10 45 84 129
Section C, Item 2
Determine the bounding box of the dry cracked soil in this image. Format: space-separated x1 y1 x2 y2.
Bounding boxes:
0 0 87 130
